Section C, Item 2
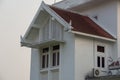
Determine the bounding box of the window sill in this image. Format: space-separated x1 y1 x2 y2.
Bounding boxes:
40 68 48 72
50 66 59 71
40 66 59 72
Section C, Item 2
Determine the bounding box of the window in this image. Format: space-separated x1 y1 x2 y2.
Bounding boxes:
52 45 60 67
97 46 104 53
96 45 105 68
41 47 49 68
102 57 105 68
97 56 105 68
41 45 60 69
97 56 100 67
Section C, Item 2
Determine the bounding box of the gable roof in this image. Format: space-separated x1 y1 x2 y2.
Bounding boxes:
21 2 115 47
50 6 115 40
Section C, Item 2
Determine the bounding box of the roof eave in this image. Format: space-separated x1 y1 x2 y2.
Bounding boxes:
71 31 116 42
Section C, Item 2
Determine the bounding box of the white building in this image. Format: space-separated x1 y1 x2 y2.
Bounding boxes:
21 0 120 80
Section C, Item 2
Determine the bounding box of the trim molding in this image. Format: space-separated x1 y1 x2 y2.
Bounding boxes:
71 31 116 42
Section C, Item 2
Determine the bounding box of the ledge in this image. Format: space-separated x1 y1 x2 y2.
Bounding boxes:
86 75 120 80
21 39 65 48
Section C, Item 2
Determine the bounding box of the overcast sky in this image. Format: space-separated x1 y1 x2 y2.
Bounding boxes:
0 0 61 80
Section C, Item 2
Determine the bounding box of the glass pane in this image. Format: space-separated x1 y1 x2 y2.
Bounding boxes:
42 55 46 68
97 56 100 67
46 54 49 67
52 53 56 66
57 52 59 66
53 45 59 50
97 46 104 53
102 57 105 68
43 48 49 53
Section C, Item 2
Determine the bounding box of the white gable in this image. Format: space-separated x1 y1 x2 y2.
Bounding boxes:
22 2 71 39
39 17 64 41
21 2 66 48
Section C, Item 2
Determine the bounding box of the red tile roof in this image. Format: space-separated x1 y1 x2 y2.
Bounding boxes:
50 6 115 39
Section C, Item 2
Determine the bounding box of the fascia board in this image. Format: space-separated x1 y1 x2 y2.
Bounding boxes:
23 2 44 39
71 31 116 42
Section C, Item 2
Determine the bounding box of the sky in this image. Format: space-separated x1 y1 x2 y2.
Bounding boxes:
0 0 61 80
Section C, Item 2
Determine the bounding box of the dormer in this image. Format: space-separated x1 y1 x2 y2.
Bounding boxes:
21 2 115 49
21 2 69 48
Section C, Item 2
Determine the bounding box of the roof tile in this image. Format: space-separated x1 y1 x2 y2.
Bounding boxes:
50 6 115 39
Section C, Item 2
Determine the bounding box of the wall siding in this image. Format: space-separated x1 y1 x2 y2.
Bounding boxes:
60 31 75 80
30 49 40 80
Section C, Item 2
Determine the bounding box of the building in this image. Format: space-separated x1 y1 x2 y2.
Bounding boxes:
21 0 120 80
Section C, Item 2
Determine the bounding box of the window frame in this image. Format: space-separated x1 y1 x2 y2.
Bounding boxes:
95 43 106 69
40 44 60 69
51 45 60 67
40 47 49 69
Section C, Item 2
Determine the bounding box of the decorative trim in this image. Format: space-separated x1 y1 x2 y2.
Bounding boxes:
71 31 116 42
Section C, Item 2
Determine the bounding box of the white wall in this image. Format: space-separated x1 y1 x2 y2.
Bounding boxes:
79 0 118 38
75 36 94 80
117 0 120 57
74 35 114 80
60 31 75 80
30 49 40 80
76 0 118 59
53 0 90 9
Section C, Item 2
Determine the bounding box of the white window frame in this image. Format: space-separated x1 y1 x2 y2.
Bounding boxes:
95 43 106 70
51 47 60 67
41 47 49 69
40 45 60 69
